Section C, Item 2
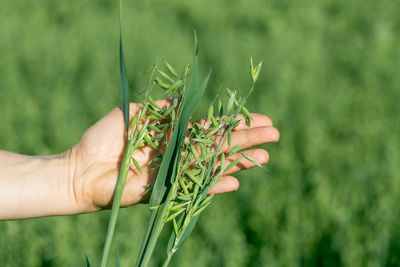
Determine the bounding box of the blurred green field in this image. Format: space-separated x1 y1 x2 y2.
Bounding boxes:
1 0 400 266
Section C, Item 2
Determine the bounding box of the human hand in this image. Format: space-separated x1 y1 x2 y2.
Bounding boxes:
70 98 280 214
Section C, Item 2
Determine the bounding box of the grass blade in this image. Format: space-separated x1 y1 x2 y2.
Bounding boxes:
116 252 121 267
176 215 200 249
85 256 90 267
101 2 131 266
119 13 129 134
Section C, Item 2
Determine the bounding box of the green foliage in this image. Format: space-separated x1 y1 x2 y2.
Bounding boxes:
119 26 130 134
101 5 131 265
1 0 400 266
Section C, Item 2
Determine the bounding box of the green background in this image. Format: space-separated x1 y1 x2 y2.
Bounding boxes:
1 0 400 266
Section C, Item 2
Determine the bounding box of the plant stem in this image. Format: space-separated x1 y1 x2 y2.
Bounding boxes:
101 137 136 267
134 208 158 266
136 183 178 267
162 253 173 267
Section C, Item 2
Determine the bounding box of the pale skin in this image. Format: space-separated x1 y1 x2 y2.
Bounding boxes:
0 99 279 220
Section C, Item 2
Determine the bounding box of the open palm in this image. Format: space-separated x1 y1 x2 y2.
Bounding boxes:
70 99 279 213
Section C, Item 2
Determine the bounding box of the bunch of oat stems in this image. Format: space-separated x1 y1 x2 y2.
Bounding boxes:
96 2 263 266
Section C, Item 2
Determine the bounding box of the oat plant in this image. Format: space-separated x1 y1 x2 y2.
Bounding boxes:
134 41 263 267
95 1 263 266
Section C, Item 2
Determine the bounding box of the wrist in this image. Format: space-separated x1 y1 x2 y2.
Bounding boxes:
63 146 94 215
55 148 80 215
0 150 79 219
31 151 82 217
29 152 79 218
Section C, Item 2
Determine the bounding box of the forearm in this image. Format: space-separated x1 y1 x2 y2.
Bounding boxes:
0 150 77 220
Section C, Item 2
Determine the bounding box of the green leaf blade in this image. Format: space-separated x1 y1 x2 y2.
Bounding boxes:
120 35 130 135
85 256 90 267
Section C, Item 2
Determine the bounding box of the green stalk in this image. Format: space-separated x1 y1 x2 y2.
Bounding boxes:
162 254 173 267
100 2 133 265
135 184 178 267
101 137 136 267
134 208 159 266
